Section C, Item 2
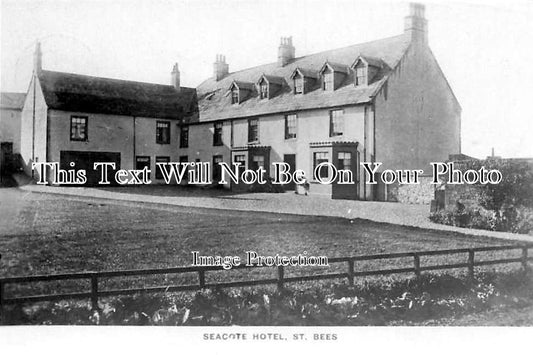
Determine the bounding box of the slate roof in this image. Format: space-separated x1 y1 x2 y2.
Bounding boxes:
355 55 385 68
319 61 350 74
193 34 411 123
0 92 26 110
258 74 285 86
38 70 196 120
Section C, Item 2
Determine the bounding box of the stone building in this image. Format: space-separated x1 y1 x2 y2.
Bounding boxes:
19 43 196 185
181 3 461 200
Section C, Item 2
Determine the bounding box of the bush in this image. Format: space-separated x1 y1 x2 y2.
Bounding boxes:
460 159 533 211
430 203 533 234
432 159 533 233
3 271 533 326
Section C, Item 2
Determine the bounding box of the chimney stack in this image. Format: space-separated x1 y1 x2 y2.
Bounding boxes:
34 41 42 74
404 3 428 45
171 63 181 92
213 54 229 81
278 36 295 67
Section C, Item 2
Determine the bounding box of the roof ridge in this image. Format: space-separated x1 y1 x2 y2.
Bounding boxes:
40 69 195 90
220 34 408 78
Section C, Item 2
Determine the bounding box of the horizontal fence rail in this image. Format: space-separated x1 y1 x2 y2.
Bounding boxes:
1 244 532 311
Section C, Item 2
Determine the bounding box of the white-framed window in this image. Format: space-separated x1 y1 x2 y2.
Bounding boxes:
260 81 268 99
294 76 304 94
248 118 259 142
355 65 367 86
231 89 239 104
323 69 334 91
156 121 171 144
329 109 344 136
70 116 88 141
234 154 246 168
285 114 297 139
313 152 329 180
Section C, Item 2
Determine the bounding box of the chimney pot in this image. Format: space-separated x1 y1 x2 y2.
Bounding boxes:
404 2 428 45
213 54 229 81
278 36 295 67
171 63 180 92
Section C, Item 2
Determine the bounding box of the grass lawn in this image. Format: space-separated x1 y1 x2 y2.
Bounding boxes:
0 188 523 298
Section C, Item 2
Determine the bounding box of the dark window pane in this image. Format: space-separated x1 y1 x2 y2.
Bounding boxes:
180 126 189 148
213 122 223 146
248 119 259 142
156 121 170 144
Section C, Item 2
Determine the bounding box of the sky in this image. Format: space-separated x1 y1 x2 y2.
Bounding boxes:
1 0 532 159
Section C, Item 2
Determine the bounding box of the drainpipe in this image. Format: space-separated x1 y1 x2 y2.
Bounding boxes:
133 116 136 168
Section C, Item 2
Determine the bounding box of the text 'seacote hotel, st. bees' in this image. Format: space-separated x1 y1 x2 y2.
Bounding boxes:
19 3 460 200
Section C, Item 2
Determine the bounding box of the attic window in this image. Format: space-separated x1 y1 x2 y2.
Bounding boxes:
259 81 268 99
231 88 239 104
322 68 334 91
355 65 367 86
294 76 304 94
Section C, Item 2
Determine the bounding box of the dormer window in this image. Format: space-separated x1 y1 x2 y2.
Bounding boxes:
231 88 239 104
294 76 304 94
228 80 254 104
351 56 384 87
355 65 367 86
319 62 348 91
323 68 334 91
256 75 284 100
259 81 268 99
290 68 319 95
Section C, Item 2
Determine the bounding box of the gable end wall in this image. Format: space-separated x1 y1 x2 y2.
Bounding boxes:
373 44 461 173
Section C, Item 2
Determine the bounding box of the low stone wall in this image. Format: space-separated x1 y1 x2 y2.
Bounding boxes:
379 176 434 205
397 176 435 205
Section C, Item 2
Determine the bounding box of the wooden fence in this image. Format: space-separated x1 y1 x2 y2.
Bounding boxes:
1 243 532 312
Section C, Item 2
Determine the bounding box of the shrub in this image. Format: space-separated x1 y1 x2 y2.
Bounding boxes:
432 159 533 233
460 159 533 211
429 204 533 234
3 271 533 326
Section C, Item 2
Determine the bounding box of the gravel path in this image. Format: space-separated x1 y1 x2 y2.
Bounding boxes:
15 178 533 243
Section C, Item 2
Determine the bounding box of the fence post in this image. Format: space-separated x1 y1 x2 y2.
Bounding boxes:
198 270 206 288
522 247 529 273
413 254 421 277
90 274 99 311
277 266 284 291
468 249 475 281
347 260 354 287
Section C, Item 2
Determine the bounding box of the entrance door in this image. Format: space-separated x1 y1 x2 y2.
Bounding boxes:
283 154 296 190
0 142 14 176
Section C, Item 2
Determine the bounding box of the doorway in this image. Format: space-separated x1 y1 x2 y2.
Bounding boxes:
283 154 296 190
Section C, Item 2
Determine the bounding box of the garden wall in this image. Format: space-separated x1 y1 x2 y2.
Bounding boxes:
384 175 434 205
